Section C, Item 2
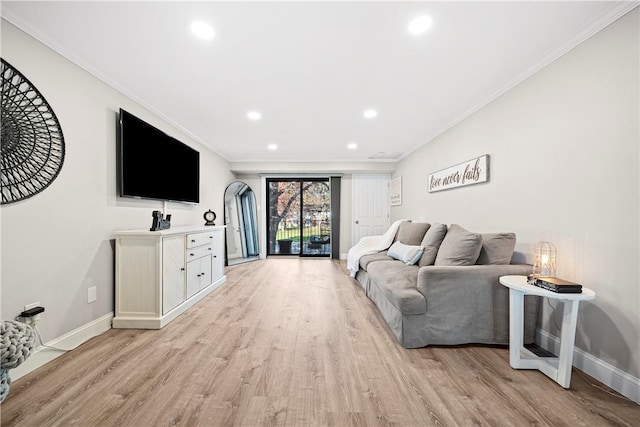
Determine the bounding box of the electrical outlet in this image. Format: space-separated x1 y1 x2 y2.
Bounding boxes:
24 302 41 312
22 302 43 325
88 286 97 303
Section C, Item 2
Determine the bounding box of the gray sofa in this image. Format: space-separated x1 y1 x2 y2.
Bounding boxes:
354 222 540 348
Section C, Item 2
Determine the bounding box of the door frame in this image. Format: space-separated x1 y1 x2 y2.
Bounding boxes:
265 177 331 257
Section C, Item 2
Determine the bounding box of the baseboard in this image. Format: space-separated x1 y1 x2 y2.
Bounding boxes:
536 328 640 404
10 312 113 381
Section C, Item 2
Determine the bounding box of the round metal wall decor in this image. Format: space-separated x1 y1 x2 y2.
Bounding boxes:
1 58 65 205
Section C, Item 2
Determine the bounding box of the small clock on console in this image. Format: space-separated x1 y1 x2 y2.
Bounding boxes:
204 210 216 226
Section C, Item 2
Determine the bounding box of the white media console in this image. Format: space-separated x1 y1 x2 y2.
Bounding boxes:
113 225 226 329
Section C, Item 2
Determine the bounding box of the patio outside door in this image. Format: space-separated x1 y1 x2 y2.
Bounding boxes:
267 178 331 257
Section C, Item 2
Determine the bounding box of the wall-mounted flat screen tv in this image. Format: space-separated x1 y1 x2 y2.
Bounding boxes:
118 109 199 204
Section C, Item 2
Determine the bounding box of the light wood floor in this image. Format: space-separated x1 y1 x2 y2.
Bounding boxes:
2 259 638 426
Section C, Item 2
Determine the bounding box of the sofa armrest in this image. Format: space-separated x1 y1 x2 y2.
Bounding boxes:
416 264 532 301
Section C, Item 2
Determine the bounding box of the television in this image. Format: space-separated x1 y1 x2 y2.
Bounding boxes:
118 109 200 204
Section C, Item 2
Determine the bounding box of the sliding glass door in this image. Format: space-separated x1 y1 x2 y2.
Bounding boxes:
267 178 331 257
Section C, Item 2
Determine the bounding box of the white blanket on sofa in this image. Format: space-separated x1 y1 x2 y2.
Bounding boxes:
347 219 407 277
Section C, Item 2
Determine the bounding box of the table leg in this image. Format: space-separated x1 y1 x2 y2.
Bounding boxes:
556 300 580 388
509 290 525 368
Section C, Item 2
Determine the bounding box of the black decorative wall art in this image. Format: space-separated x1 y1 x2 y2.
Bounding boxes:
1 58 65 205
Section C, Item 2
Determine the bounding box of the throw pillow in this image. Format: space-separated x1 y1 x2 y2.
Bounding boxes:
418 223 448 266
434 224 483 266
387 241 424 265
396 222 431 246
476 233 516 265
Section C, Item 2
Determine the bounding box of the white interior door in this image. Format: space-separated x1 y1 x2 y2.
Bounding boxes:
352 174 390 245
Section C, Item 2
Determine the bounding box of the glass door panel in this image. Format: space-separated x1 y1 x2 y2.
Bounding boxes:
267 180 301 255
267 178 331 257
301 180 331 256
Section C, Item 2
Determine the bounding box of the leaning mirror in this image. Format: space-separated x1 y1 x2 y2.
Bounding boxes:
224 181 259 266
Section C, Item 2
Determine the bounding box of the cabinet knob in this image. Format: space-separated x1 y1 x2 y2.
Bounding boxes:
201 272 205 275
191 239 196 243
180 268 185 271
209 236 213 239
213 255 217 258
208 248 212 251
190 253 195 257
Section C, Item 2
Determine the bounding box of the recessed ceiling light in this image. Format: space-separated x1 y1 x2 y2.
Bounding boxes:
408 15 433 35
363 109 378 119
191 21 215 40
347 143 358 150
247 111 262 120
267 144 278 150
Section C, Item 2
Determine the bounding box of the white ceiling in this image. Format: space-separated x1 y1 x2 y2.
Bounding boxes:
1 1 633 164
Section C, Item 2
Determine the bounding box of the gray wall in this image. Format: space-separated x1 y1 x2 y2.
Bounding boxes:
1 21 235 342
392 10 639 378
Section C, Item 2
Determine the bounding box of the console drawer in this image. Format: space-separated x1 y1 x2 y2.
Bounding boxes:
186 244 214 260
186 231 215 248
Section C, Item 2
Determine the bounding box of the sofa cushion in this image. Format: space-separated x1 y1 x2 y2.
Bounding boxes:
366 261 426 314
434 224 483 266
476 233 516 265
359 252 394 271
418 223 448 266
387 241 424 265
396 222 431 246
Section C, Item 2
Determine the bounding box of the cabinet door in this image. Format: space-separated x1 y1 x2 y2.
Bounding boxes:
186 259 201 299
187 255 213 296
199 254 212 290
162 235 186 315
212 230 224 281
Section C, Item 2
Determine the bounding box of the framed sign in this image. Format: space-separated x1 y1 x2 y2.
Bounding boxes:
428 155 489 193
390 176 402 206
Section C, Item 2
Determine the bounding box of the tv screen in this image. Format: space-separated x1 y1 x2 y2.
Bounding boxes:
118 109 200 204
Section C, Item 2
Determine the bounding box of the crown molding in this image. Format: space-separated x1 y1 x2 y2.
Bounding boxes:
400 2 640 161
0 11 228 161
